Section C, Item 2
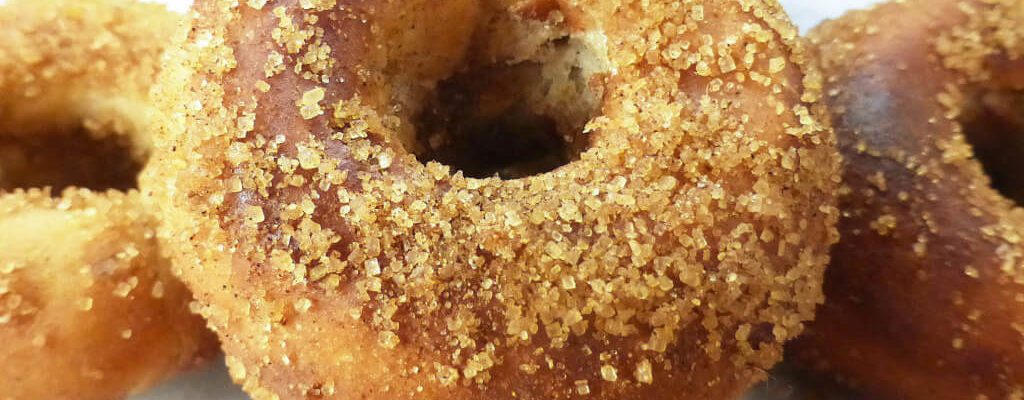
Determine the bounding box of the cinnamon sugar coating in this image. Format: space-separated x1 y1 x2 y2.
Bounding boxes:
147 0 840 398
0 1 216 398
0 190 215 400
790 1 1024 398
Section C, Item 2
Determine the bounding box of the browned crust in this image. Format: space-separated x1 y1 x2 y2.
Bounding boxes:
790 1 1024 399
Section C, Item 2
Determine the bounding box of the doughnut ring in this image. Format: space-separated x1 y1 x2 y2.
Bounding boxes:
0 1 216 398
150 0 841 398
790 0 1024 398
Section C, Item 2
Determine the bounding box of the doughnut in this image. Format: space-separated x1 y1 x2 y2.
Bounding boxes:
148 0 841 398
788 0 1024 398
0 0 217 398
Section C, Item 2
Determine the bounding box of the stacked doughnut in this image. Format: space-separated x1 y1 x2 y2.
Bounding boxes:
147 0 841 399
787 0 1024 399
22 0 1024 399
0 0 215 399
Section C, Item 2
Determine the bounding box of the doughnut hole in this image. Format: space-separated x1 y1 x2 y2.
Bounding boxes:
0 127 142 193
0 93 151 194
393 4 608 179
960 88 1024 204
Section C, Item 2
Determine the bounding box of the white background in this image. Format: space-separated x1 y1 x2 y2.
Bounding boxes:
0 0 879 398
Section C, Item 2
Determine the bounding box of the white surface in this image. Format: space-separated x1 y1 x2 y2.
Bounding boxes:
125 0 881 399
138 359 247 400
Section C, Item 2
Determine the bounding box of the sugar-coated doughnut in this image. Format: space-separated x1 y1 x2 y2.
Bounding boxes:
790 0 1024 398
149 0 841 398
0 1 216 398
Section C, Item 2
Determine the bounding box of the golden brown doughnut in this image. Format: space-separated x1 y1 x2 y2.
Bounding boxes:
148 0 841 398
789 0 1024 398
0 1 216 398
